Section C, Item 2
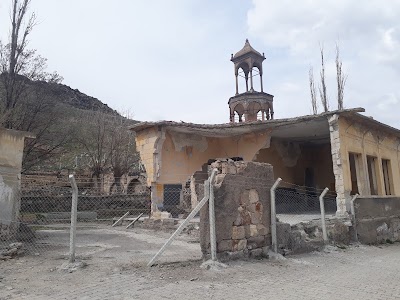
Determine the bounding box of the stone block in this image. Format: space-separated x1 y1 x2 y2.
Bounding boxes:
262 246 270 256
248 203 256 213
247 236 266 249
227 164 237 174
221 162 229 174
244 224 259 238
240 211 252 225
210 161 221 169
233 239 247 251
256 224 268 236
327 221 350 245
215 174 225 185
251 211 263 225
249 189 259 204
249 248 263 258
235 162 247 173
232 226 245 240
233 214 243 226
218 240 232 252
277 222 291 247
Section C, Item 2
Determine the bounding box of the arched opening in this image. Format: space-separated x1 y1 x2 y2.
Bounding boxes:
127 179 142 194
251 65 262 92
236 63 250 94
233 103 245 123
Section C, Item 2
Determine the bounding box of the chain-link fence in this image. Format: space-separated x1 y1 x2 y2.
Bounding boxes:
1 174 212 268
1 176 153 263
274 180 337 226
1 171 340 268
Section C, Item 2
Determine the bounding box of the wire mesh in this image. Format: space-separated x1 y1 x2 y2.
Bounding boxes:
0 174 210 268
275 181 337 226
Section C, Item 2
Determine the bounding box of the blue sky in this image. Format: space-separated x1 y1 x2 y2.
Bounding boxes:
0 0 399 128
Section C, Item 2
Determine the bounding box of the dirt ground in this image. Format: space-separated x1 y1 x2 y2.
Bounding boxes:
1 225 400 300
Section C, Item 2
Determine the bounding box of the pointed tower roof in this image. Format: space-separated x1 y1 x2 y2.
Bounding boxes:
231 39 264 61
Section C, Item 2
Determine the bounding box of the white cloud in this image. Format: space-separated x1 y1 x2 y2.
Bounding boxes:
247 0 400 128
1 0 400 129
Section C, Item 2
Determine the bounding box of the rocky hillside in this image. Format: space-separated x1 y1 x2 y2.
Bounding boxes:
0 75 138 173
30 79 119 115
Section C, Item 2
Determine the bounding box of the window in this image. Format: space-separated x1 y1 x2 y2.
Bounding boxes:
382 159 393 195
349 153 360 195
366 156 378 195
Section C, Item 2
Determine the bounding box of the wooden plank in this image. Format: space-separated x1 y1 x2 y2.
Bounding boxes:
112 211 130 227
126 213 144 229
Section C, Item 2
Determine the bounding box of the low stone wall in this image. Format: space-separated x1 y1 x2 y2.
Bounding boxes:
354 196 400 244
200 160 274 260
276 219 353 255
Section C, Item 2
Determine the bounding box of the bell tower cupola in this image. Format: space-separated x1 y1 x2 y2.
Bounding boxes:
229 39 274 123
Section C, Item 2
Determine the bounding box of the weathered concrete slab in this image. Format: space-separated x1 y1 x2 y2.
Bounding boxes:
354 196 400 244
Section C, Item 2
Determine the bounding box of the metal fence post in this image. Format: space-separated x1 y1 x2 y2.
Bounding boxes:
270 178 282 253
147 179 211 267
208 168 218 262
68 174 78 263
350 194 359 242
319 187 329 243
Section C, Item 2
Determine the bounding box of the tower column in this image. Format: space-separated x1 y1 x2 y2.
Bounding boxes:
250 68 254 91
235 74 239 95
260 74 264 92
245 74 249 92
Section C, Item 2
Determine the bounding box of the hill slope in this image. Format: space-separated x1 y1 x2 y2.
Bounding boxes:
0 76 138 173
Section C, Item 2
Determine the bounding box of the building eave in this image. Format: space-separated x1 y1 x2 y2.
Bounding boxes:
130 108 366 138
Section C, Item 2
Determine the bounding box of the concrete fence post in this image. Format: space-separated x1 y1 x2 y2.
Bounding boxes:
68 174 78 263
270 178 282 253
319 187 329 243
350 194 359 242
208 168 218 262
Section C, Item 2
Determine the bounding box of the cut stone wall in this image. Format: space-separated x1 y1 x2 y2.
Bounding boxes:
200 160 274 260
354 196 400 244
328 114 347 216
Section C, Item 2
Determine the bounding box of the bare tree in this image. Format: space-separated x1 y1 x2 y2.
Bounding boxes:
336 43 347 110
75 111 111 192
318 45 329 112
108 113 140 193
309 66 318 114
0 0 65 172
0 0 62 128
75 110 139 194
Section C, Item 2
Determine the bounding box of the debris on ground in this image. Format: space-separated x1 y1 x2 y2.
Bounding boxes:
0 243 24 260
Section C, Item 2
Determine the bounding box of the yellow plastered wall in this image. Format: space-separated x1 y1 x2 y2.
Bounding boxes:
135 127 160 186
134 126 272 204
0 131 25 170
338 117 400 196
158 130 270 184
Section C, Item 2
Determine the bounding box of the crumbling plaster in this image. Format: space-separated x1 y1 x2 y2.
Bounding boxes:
135 126 272 186
0 129 34 234
255 140 335 190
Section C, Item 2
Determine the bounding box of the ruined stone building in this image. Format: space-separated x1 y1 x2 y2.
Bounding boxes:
131 40 400 217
